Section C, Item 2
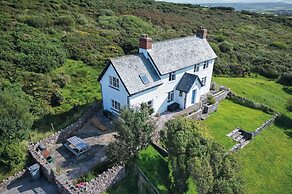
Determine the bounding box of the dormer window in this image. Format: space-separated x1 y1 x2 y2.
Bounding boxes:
139 74 150 84
203 61 209 69
169 72 176 81
194 64 200 72
109 76 119 89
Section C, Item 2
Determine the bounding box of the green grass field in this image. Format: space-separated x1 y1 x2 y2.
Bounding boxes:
204 100 271 149
213 76 292 118
137 146 170 194
207 76 292 193
237 125 292 194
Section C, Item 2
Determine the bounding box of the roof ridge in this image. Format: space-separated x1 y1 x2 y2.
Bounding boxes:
110 53 143 61
153 35 199 45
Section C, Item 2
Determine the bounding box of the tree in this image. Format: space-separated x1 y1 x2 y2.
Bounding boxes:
107 104 155 163
163 117 243 194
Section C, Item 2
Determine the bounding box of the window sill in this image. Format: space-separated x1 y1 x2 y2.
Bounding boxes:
109 85 120 91
111 108 120 113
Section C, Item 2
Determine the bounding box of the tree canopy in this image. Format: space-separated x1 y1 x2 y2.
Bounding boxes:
163 117 243 193
107 104 155 163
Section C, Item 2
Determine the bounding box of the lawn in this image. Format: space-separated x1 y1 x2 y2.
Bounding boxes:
137 145 170 194
213 76 292 118
204 100 272 149
237 125 292 194
108 145 170 194
206 76 292 194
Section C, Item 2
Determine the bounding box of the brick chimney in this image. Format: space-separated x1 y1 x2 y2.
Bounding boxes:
196 27 207 39
139 34 152 50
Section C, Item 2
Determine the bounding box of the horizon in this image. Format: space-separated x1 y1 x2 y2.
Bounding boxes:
158 0 292 4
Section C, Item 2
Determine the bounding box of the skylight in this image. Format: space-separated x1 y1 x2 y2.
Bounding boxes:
139 74 150 84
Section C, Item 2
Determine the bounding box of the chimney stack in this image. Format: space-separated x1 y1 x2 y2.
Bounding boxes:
196 27 207 39
139 34 152 50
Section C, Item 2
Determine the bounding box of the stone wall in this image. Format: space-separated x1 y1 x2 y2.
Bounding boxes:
227 92 276 115
56 164 125 194
28 102 101 183
212 90 229 103
135 164 160 194
252 114 278 137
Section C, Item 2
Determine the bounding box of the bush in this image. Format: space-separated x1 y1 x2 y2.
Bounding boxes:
54 16 75 28
214 34 227 42
0 143 26 171
219 41 233 53
270 41 288 50
24 16 50 28
208 95 216 104
255 64 279 79
287 98 292 112
279 72 292 86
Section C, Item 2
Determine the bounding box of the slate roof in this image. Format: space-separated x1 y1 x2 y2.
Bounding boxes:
148 36 217 75
110 54 162 95
176 73 202 93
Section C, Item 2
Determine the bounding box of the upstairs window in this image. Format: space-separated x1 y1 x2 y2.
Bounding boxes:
203 61 209 69
194 64 200 72
109 76 119 89
169 72 176 81
201 76 207 86
111 99 121 111
167 90 174 102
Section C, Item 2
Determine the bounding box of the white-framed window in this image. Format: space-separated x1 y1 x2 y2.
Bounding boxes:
167 90 174 102
169 72 176 81
203 61 209 69
194 64 200 72
111 99 121 111
179 91 183 97
201 76 207 86
109 76 119 89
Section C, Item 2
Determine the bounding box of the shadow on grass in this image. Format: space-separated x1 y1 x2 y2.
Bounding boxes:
32 103 91 132
275 114 292 138
282 86 292 95
137 154 170 194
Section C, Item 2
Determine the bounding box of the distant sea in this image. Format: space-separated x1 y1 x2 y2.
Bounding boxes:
157 1 292 15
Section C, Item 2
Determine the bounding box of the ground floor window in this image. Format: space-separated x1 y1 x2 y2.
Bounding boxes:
179 91 183 97
168 90 174 102
111 99 121 111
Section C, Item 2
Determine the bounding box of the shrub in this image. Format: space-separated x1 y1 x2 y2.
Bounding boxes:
54 16 75 28
208 95 216 104
0 143 26 171
269 41 288 49
214 34 226 42
24 16 49 28
279 72 292 86
219 41 233 53
255 64 279 79
287 98 292 112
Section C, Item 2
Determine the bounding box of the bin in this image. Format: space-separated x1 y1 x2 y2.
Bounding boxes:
28 163 41 181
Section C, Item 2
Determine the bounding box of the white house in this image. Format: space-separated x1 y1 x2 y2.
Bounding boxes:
98 28 217 115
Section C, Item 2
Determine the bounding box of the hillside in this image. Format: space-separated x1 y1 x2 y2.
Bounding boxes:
0 0 291 181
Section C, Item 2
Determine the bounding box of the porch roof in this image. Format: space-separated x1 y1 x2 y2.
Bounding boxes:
176 73 202 93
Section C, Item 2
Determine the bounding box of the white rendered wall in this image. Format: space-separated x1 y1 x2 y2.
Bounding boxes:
102 49 216 114
100 64 129 114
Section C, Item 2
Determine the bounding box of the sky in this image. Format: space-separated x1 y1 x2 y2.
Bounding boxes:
159 0 292 4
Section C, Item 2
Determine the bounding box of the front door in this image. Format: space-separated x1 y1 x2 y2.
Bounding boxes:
191 89 197 104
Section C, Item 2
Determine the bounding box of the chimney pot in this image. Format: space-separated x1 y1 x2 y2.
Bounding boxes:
139 34 152 50
196 28 207 39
